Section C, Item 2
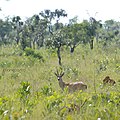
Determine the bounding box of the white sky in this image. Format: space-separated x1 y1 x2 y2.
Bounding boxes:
0 0 120 23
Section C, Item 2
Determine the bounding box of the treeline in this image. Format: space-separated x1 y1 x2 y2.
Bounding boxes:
0 9 120 64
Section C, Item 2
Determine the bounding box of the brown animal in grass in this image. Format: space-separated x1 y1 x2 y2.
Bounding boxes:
103 76 116 85
54 70 87 92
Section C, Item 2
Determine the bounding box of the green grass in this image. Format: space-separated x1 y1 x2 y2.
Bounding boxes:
0 43 120 120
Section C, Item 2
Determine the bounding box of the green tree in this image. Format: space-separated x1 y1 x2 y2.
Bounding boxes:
98 19 120 47
30 14 49 49
43 9 67 65
12 16 23 45
0 18 12 45
87 17 102 49
64 17 91 53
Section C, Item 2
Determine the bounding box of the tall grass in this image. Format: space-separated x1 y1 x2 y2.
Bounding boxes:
0 43 120 120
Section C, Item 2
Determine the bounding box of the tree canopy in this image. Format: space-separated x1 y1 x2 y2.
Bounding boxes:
0 9 120 65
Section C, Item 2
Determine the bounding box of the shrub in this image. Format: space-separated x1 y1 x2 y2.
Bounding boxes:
24 47 44 61
24 47 35 56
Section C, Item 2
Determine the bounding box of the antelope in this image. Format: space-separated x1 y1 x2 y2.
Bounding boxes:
54 71 87 92
103 76 116 85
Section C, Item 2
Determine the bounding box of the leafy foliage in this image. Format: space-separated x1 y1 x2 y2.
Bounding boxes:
24 47 44 61
0 8 120 120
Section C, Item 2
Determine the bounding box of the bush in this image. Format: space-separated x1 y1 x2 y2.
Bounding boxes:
24 47 35 56
33 52 43 60
24 47 44 61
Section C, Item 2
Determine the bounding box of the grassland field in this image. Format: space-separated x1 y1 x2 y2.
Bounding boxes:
0 42 120 120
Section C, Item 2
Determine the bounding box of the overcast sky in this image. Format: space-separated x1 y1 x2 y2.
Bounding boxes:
0 0 120 23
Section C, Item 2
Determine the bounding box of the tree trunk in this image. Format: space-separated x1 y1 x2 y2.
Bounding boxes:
70 45 76 53
96 33 99 43
16 36 19 45
33 40 35 49
21 39 26 50
57 47 62 66
16 31 20 45
90 39 94 49
40 34 44 47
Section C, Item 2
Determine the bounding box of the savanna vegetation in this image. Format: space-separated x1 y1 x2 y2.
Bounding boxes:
0 9 120 120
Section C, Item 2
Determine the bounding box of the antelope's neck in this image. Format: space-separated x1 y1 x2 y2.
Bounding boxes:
59 80 66 90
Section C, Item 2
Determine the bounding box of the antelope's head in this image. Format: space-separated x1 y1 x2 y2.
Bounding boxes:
103 76 110 83
54 70 64 81
105 76 110 80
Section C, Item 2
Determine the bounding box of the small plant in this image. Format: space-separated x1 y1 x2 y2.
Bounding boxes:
0 61 12 68
18 81 31 103
17 81 36 118
41 83 54 96
115 63 120 73
96 58 109 73
0 97 9 115
45 92 63 112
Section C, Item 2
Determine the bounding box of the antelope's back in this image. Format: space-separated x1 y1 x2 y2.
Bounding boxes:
69 82 87 91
